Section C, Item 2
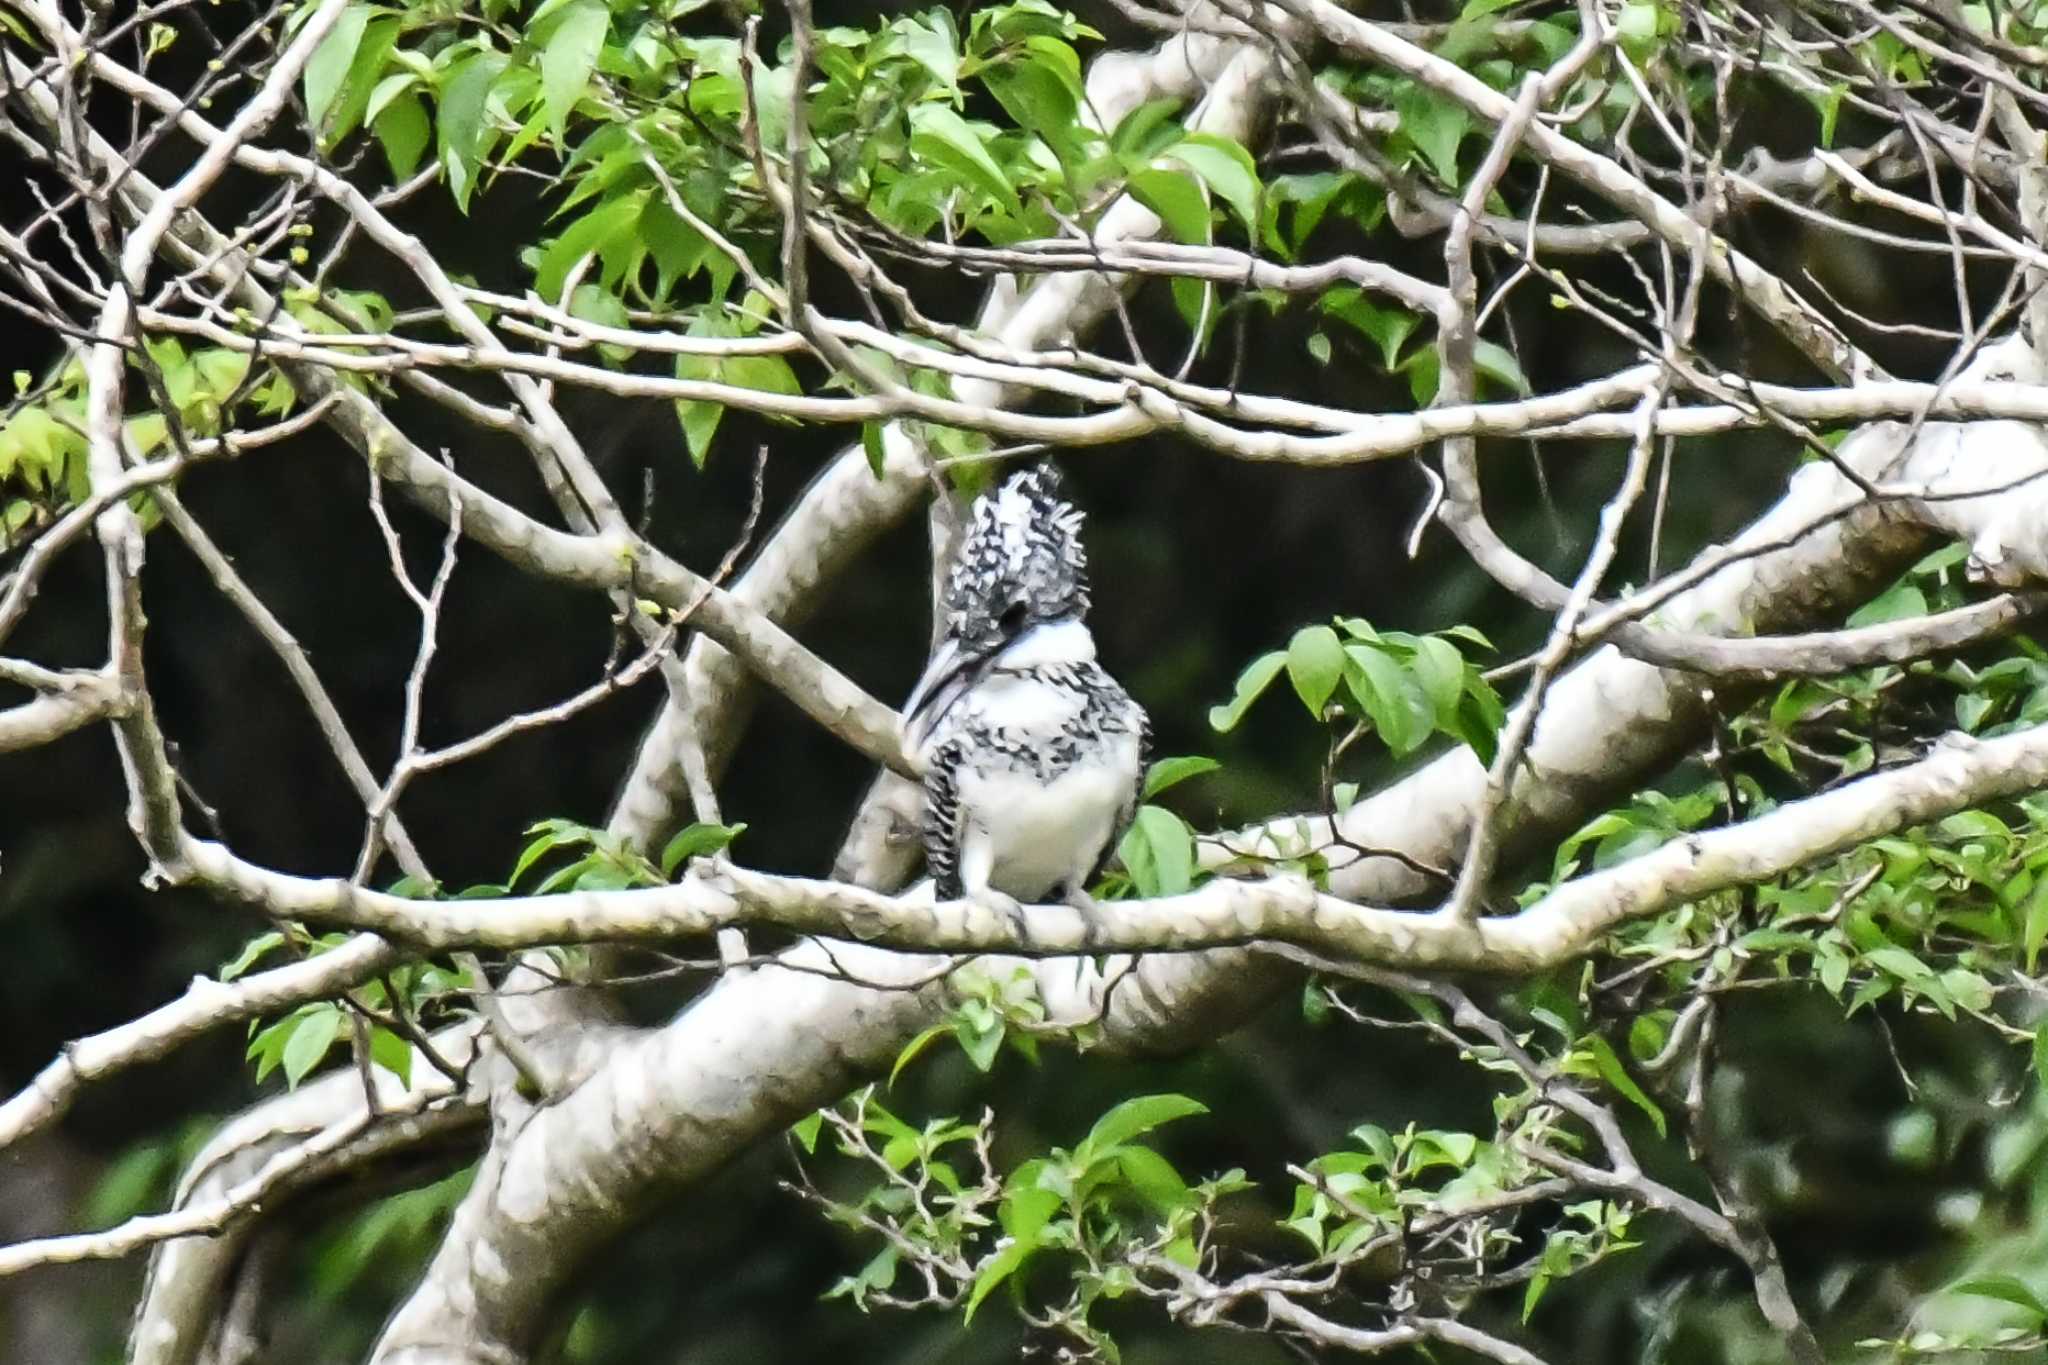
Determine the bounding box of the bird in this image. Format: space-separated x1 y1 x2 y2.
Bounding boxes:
902 465 1149 923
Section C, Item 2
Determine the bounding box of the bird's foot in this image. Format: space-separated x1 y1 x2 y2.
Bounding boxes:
972 889 1029 944
1062 884 1107 950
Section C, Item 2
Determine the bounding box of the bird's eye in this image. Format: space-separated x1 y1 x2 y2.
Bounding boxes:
998 600 1028 633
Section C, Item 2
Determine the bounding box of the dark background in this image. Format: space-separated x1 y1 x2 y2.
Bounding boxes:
0 3 2035 1360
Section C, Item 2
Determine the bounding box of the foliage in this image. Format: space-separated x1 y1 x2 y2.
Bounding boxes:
1210 617 1503 761
11 0 2048 1359
793 1087 1235 1359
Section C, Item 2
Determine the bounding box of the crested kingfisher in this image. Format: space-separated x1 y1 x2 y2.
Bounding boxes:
903 465 1149 918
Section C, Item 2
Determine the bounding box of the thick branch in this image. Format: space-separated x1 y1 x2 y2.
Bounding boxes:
357 385 2013 1361
0 935 402 1153
172 711 2048 971
0 680 123 751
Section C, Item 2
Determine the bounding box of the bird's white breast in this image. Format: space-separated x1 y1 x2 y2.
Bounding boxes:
968 668 1085 730
955 725 1142 900
996 618 1096 669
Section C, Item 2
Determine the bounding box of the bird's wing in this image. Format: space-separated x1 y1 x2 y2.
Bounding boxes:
1123 701 1151 831
923 735 968 900
1085 697 1151 891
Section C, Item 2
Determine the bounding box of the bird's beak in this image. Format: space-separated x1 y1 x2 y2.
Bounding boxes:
903 635 985 739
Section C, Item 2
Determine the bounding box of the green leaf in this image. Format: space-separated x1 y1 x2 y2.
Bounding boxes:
438 51 510 213
1143 755 1220 798
303 3 372 137
537 853 612 893
373 92 431 179
1582 1034 1666 1138
1867 944 1936 985
247 1017 291 1082
964 1237 1035 1322
1408 1129 1478 1170
540 0 608 142
890 1024 951 1086
511 818 595 886
790 1110 824 1154
1080 1093 1208 1158
983 52 1084 163
1166 133 1260 232
220 931 285 982
1170 276 1215 350
1474 338 1532 395
724 353 801 399
364 70 416 125
193 348 250 401
537 190 647 302
281 1005 344 1089
678 399 722 467
1939 967 1995 1014
1209 650 1284 732
324 17 401 147
1286 625 1346 717
1119 804 1195 897
1410 635 1465 720
1268 170 1354 254
1523 1270 1551 1322
861 421 888 478
639 199 707 299
1110 97 1185 161
1322 288 1419 371
1348 1122 1398 1169
1848 582 1929 628
1395 84 1470 184
1813 81 1845 148
893 14 961 92
1001 1179 1061 1241
1018 34 1086 100
1116 1145 1192 1212
1951 1275 2048 1323
1817 943 1851 997
369 1026 412 1087
1345 644 1433 755
957 1016 1004 1072
826 1244 900 1308
1441 623 1496 651
909 105 1018 214
741 59 793 153
660 821 745 875
1455 676 1505 764
1910 541 1969 577
1627 1011 1669 1063
1617 0 1662 55
2023 879 2048 973
1127 167 1210 245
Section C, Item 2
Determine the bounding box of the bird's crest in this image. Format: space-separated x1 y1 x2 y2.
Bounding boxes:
941 465 1089 637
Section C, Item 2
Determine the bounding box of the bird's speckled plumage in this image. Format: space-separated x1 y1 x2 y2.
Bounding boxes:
907 467 1147 905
